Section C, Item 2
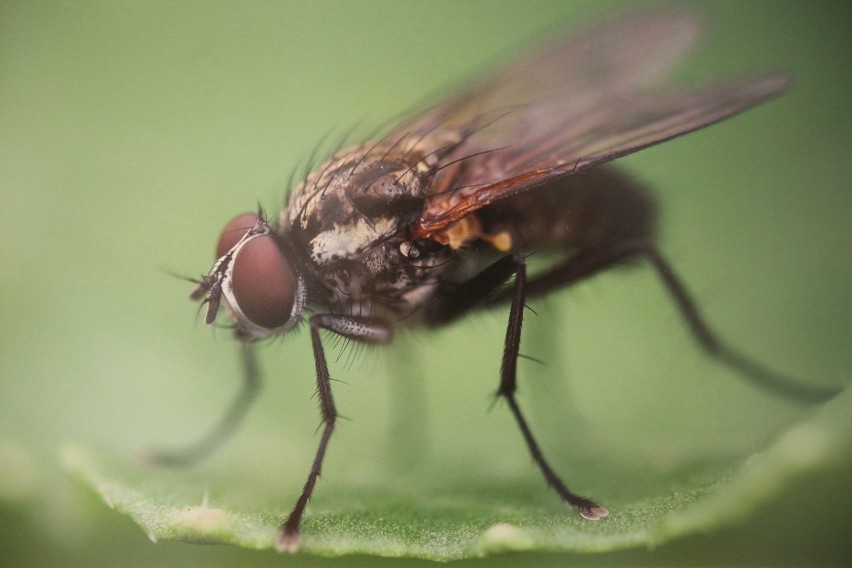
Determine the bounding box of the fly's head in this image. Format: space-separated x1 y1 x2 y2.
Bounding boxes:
190 212 306 340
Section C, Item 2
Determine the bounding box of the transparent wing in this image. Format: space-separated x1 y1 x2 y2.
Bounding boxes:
405 9 703 138
401 10 788 239
414 75 788 237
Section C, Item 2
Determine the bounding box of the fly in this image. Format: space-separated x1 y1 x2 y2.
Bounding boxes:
150 10 840 552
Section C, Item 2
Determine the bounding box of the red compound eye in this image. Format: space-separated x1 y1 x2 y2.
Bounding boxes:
213 212 299 333
217 212 260 259
230 230 298 331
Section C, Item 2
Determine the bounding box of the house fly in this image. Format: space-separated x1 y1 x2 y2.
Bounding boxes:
151 10 840 552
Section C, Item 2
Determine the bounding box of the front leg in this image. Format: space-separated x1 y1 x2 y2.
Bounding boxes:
146 342 260 467
275 313 392 553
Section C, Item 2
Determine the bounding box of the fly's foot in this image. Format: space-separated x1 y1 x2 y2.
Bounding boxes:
275 525 301 553
579 502 610 521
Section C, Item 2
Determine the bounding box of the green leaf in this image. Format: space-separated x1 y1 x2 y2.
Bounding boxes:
63 386 851 560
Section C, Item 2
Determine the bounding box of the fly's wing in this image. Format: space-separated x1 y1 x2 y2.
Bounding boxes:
405 10 788 240
404 9 702 138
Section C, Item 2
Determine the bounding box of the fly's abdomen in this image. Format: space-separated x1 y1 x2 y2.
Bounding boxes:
475 168 657 254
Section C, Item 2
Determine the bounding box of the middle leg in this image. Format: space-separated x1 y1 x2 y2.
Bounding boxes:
424 252 609 520
499 253 609 520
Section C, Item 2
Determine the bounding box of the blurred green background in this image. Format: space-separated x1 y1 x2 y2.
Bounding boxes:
2 0 851 565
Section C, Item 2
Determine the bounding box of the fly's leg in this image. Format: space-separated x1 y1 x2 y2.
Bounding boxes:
423 253 609 520
276 314 393 553
424 254 520 326
516 239 840 403
146 341 260 466
420 239 839 523
500 253 609 519
643 247 839 402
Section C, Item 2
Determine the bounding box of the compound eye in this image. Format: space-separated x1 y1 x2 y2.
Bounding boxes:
229 225 298 332
217 212 260 259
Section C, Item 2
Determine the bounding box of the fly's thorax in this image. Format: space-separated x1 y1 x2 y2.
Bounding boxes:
307 237 451 319
275 132 468 316
280 139 443 267
281 129 464 235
